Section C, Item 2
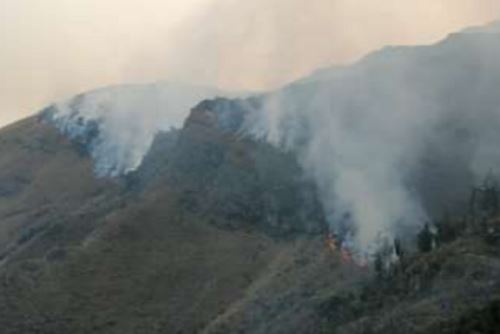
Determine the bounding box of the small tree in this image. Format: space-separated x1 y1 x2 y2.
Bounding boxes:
470 171 499 224
435 212 461 244
394 237 404 259
374 252 384 279
417 223 434 253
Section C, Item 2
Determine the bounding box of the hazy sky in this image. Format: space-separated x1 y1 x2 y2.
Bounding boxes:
0 0 499 126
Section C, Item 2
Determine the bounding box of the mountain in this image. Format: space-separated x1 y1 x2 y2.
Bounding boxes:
0 23 499 333
251 23 500 249
43 82 243 177
461 20 500 34
0 85 329 333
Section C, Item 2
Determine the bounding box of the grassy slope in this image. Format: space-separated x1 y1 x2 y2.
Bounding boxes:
0 117 119 263
0 173 361 333
0 116 499 334
0 115 353 334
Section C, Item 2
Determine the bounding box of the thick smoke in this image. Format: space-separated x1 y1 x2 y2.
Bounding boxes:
246 83 431 255
42 21 500 256
244 23 500 255
48 82 234 177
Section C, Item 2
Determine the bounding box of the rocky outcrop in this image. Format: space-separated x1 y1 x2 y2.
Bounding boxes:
133 97 325 236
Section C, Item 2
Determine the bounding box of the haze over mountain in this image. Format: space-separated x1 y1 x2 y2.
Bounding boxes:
244 19 500 253
41 20 500 254
2 0 500 126
0 20 499 334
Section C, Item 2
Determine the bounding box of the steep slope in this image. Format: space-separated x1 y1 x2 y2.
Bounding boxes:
315 228 500 334
238 25 500 252
0 116 121 267
0 98 327 333
0 21 499 334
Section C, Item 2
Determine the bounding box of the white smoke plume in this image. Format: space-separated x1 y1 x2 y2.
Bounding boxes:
244 22 500 255
47 82 236 177
41 20 500 257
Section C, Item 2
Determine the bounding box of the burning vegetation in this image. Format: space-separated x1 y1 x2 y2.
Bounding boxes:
322 173 500 281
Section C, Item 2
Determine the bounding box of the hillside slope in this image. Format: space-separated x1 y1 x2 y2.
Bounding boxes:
0 104 329 333
0 117 121 266
0 22 499 334
0 101 499 334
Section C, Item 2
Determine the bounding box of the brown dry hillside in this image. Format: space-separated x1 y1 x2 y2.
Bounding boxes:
0 117 121 266
2 23 500 333
0 109 345 334
0 100 500 334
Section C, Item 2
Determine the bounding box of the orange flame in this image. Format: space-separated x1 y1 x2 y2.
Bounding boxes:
325 233 337 253
325 233 369 269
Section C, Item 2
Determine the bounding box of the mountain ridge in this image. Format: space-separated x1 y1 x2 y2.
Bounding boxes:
0 20 499 333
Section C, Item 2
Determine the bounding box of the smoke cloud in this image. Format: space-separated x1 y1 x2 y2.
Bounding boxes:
47 83 234 177
244 23 500 255
2 0 500 256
